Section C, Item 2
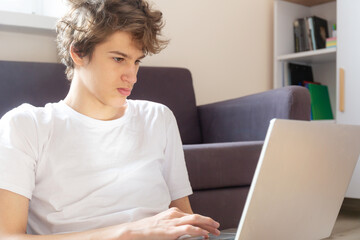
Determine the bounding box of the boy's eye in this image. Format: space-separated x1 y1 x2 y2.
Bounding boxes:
135 60 142 65
113 57 124 63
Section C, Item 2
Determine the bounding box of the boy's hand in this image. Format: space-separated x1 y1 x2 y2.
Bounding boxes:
126 207 221 240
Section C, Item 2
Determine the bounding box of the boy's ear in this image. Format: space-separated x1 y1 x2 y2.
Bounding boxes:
70 46 85 66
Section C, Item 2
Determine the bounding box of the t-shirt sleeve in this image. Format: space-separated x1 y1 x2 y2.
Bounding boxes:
162 108 193 201
0 106 38 199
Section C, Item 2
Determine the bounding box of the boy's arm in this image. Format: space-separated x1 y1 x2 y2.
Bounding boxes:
0 190 219 240
169 196 194 214
0 189 130 240
0 189 29 235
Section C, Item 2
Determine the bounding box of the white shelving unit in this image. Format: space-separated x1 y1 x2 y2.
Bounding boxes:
337 0 360 198
274 0 337 117
277 48 336 63
275 0 360 199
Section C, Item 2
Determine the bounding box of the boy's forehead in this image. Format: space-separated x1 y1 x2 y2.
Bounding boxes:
100 31 144 54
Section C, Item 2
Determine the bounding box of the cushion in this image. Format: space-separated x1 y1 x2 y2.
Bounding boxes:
131 66 202 144
0 61 69 117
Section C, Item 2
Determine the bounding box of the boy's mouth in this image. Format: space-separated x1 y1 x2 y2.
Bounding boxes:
117 88 132 96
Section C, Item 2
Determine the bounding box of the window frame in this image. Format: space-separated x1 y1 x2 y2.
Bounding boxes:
0 0 64 33
0 10 57 33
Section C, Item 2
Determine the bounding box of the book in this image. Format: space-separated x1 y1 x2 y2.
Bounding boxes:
300 18 310 51
293 16 330 52
312 16 329 49
294 18 310 52
288 63 314 86
326 37 337 48
306 83 333 120
303 81 320 86
308 17 317 50
305 17 313 51
293 19 301 52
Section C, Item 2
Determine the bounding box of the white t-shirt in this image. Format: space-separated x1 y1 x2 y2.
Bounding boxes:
0 100 193 235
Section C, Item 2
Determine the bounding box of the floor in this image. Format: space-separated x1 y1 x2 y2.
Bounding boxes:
221 198 360 240
213 198 360 240
325 198 360 239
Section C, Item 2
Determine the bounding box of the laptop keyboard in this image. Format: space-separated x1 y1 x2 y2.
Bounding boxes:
178 232 236 240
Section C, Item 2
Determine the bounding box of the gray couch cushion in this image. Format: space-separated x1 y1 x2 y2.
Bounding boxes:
0 61 69 117
131 66 202 144
189 187 249 229
183 141 263 190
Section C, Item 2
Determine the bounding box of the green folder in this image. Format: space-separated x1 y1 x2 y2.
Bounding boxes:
307 84 334 120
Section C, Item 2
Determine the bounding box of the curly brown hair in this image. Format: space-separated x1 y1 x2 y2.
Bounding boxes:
56 0 168 80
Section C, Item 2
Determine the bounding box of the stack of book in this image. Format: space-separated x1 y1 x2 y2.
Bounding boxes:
326 37 337 48
288 63 333 120
288 63 313 86
293 16 329 53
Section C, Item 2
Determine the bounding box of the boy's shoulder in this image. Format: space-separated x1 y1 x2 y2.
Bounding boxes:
128 99 172 114
1 103 40 123
1 102 58 127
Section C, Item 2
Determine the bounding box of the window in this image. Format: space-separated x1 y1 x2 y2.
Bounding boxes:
0 0 68 31
0 0 67 18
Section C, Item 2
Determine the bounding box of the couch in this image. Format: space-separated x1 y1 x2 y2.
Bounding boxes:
0 61 311 229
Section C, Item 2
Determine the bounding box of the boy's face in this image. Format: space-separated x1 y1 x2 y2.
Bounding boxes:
74 31 145 110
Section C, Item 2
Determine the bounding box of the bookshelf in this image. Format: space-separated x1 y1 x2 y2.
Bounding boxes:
275 0 360 199
274 0 337 116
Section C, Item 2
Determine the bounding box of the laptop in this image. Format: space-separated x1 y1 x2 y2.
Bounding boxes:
180 119 360 240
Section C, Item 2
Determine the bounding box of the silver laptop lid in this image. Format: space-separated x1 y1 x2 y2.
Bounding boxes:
236 119 360 240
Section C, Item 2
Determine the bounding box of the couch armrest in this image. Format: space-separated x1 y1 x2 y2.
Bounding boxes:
183 141 263 190
198 86 310 143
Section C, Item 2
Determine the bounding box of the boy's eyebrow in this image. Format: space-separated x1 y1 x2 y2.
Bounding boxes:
108 51 146 60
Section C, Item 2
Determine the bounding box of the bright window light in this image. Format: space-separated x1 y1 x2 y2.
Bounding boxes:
0 0 35 14
0 0 67 18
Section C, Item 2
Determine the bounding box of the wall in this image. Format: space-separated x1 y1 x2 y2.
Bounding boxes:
0 28 58 63
144 0 274 105
0 0 274 105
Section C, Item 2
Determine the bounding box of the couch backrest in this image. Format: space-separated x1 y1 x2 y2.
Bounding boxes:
130 67 202 144
0 61 202 144
0 61 70 117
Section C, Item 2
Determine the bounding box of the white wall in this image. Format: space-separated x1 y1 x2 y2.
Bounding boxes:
0 0 274 105
0 28 58 62
143 0 274 105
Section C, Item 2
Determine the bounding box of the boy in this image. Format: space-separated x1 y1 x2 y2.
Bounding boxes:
0 0 220 239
